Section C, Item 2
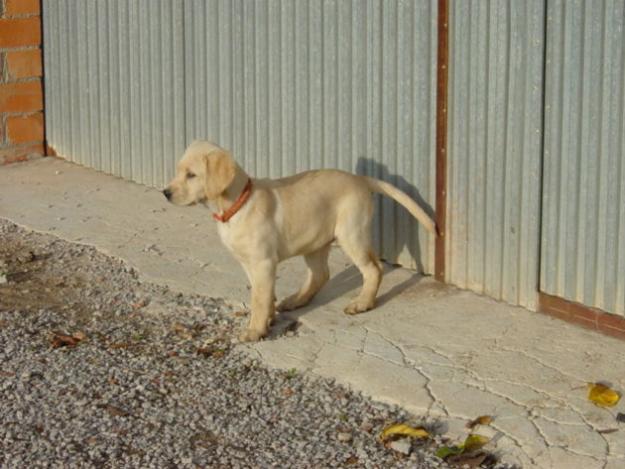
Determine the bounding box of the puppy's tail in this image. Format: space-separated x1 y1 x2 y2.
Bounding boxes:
363 176 437 234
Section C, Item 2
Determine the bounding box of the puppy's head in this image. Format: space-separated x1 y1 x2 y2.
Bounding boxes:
163 141 236 205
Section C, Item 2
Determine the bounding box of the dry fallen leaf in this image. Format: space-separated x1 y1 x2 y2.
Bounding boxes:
172 323 194 340
50 332 82 348
102 404 130 417
109 342 132 350
588 383 621 408
436 434 490 460
466 415 493 429
447 451 488 468
197 346 227 358
380 423 429 441
436 445 464 459
463 434 490 452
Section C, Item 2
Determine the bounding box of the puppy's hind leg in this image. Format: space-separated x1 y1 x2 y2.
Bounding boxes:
277 243 331 312
336 223 382 315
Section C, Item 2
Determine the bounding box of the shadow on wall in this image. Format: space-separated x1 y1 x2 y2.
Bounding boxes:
355 157 435 274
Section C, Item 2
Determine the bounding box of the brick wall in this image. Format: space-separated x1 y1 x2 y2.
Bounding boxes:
0 0 44 165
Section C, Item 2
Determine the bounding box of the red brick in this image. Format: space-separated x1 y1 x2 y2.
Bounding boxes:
539 292 625 341
6 112 43 143
566 313 597 331
597 312 625 331
0 142 44 164
538 292 569 314
570 306 598 328
597 314 625 341
6 49 42 79
597 325 625 341
537 306 570 323
0 17 41 48
0 81 42 112
4 0 41 16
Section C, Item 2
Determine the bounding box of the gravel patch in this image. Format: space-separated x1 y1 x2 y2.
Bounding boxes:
0 218 511 468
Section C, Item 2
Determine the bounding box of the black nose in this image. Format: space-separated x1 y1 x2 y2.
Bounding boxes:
163 188 172 200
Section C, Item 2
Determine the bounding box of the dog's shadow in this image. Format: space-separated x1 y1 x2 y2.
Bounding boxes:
268 263 424 339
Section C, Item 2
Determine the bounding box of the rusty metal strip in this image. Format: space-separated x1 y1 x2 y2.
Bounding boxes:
435 0 449 282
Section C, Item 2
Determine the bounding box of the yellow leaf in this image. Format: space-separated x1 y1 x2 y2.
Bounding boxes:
436 445 463 459
588 383 621 408
466 415 493 429
463 434 490 452
436 434 490 461
380 423 429 441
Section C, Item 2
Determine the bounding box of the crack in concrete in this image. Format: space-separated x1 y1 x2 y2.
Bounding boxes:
499 346 587 385
489 420 540 468
246 318 617 466
364 328 448 416
321 327 615 463
401 342 613 460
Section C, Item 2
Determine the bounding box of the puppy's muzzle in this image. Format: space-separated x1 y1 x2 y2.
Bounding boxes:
163 188 172 200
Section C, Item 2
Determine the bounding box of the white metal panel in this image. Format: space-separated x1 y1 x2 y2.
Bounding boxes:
541 0 625 316
447 0 545 309
43 0 185 188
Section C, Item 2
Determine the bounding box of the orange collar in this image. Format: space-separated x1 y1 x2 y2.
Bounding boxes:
212 178 253 223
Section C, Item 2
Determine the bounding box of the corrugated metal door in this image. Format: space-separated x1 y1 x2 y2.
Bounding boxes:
43 0 437 273
541 0 625 316
446 0 545 309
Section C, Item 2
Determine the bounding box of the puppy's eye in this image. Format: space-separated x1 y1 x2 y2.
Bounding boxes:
186 172 196 179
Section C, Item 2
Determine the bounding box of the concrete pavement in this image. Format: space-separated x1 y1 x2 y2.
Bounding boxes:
2 158 625 468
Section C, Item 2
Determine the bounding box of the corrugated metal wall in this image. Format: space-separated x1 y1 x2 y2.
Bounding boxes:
41 0 625 313
446 0 545 309
43 0 186 186
541 0 625 316
43 0 437 273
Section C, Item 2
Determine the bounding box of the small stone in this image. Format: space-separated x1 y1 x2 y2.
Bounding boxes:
360 421 374 433
337 432 352 443
389 438 412 455
16 251 35 263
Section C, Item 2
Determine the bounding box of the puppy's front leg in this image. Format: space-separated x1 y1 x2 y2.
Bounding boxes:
239 259 276 342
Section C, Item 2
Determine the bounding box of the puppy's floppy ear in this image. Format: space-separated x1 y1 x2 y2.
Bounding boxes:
204 149 236 200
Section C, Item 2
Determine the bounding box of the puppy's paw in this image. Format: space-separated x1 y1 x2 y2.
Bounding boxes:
343 300 375 315
238 328 266 342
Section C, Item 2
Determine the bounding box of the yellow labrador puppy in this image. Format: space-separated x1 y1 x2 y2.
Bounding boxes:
164 140 436 342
